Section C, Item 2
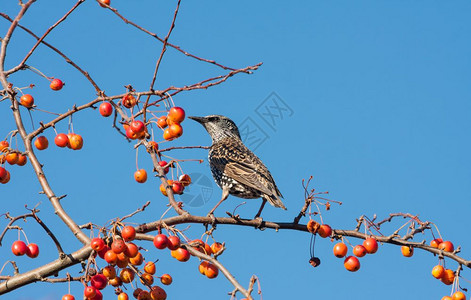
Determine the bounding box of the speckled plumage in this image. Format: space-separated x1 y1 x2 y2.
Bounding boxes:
189 115 286 211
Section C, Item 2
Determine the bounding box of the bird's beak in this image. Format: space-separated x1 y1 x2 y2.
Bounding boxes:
188 116 206 124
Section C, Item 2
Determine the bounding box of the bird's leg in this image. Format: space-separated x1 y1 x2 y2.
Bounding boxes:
207 187 230 224
254 199 267 223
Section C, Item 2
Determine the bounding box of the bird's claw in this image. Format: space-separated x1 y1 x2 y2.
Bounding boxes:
254 216 265 229
207 213 216 226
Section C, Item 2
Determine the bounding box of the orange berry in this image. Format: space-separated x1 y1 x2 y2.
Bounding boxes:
129 252 144 266
168 123 183 138
333 243 348 258
34 136 48 150
134 169 147 183
140 273 154 285
430 238 443 248
144 261 156 275
102 265 116 279
160 273 172 285
163 128 173 141
20 94 34 108
69 134 83 150
171 247 190 262
199 261 209 275
440 269 455 285
16 154 27 166
210 242 224 254
452 291 466 300
119 268 135 283
431 265 445 279
401 246 414 257
117 292 128 300
104 250 118 265
344 256 360 272
205 263 219 279
439 241 454 252
167 107 185 123
6 152 18 165
157 116 168 129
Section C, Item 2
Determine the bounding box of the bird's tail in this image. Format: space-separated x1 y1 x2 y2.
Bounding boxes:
263 194 287 210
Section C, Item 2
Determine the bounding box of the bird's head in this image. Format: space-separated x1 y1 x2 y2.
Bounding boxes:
189 115 241 143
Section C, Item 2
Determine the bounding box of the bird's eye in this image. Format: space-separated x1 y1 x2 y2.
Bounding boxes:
207 117 218 122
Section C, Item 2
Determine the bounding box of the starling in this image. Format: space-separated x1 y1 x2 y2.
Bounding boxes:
189 115 286 218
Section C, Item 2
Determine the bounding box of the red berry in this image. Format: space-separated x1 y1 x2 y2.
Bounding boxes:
125 127 138 140
50 78 64 91
54 133 69 148
90 289 103 300
111 239 127 254
363 238 378 254
130 120 145 134
353 245 367 257
91 274 108 290
0 169 10 184
84 286 97 298
99 102 113 117
121 94 136 108
153 234 169 249
123 242 138 258
98 0 110 8
11 240 28 256
121 226 136 242
0 141 8 151
318 224 332 238
26 243 39 258
172 181 184 194
158 161 170 174
91 238 106 252
167 235 181 250
97 245 110 259
0 167 7 182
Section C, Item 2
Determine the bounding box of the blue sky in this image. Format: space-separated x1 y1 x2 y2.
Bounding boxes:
1 1 471 299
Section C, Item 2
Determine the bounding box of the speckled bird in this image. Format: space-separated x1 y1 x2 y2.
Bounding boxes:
189 115 286 218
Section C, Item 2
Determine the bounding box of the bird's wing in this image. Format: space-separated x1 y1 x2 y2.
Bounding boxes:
210 139 278 197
